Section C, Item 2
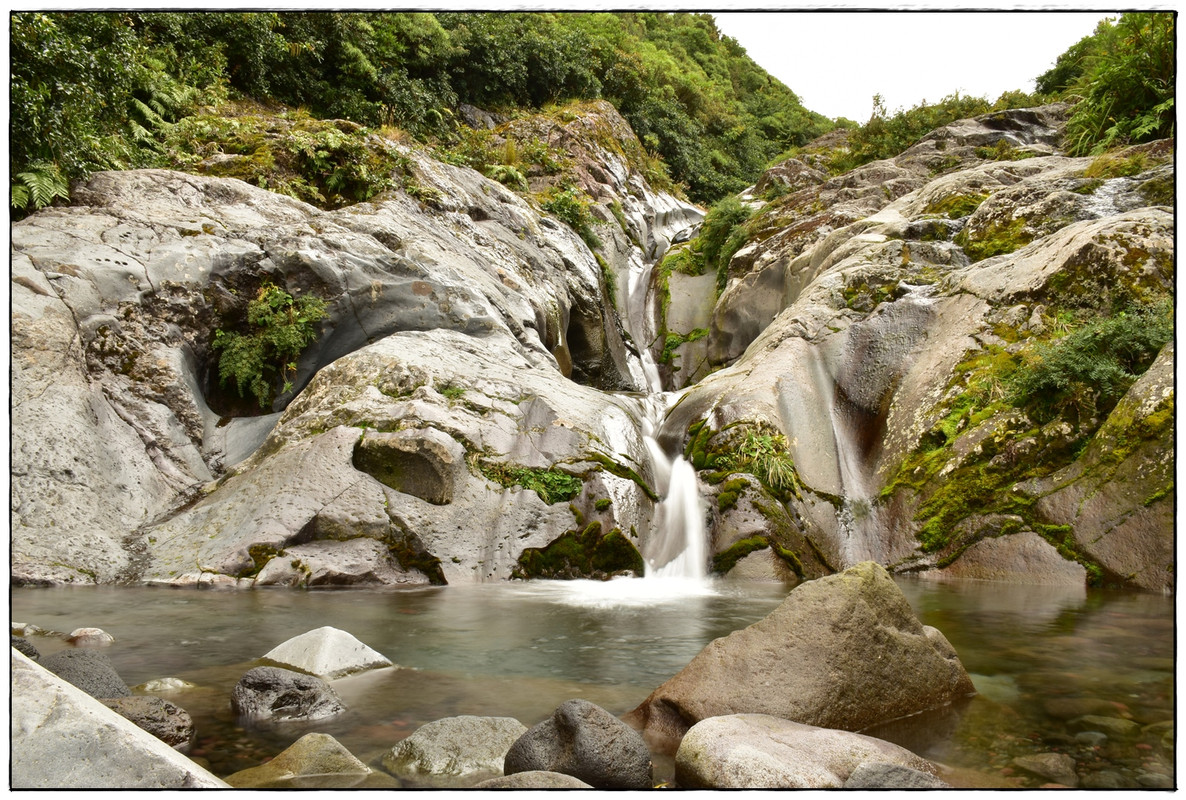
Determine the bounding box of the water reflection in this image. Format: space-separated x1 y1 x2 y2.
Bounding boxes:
11 577 1173 788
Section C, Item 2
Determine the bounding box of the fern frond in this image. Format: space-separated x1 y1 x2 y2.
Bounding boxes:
15 161 69 210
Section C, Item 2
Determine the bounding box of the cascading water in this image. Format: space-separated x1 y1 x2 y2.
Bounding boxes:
638 395 707 581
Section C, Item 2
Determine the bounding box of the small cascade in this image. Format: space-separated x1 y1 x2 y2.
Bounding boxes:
807 349 878 567
637 395 707 581
617 243 711 584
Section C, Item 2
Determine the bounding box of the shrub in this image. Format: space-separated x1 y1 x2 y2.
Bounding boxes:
1009 301 1173 422
213 283 329 407
540 185 602 249
1062 13 1175 156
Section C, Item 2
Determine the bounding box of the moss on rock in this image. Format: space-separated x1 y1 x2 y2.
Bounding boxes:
514 522 644 580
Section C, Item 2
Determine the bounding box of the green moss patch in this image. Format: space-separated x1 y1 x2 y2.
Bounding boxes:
711 535 803 577
514 522 645 580
477 460 583 505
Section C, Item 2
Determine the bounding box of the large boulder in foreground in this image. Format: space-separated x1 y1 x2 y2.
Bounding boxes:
11 650 226 788
625 562 975 750
675 714 942 789
504 699 653 789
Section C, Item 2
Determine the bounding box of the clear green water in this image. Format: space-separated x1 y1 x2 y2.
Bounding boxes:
10 577 1174 788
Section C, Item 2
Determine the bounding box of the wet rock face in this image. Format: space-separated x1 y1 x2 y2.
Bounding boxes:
11 99 698 588
662 105 1173 589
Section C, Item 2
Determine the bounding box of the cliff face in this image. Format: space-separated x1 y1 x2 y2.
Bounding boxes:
10 101 1174 592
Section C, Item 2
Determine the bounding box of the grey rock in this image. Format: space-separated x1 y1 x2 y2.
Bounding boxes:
225 732 370 788
1075 730 1108 747
40 649 131 699
1069 715 1140 738
674 714 940 789
382 715 527 785
231 666 346 723
12 637 40 660
504 699 652 789
475 770 594 788
100 696 194 748
1137 772 1174 788
626 562 975 750
1012 752 1079 787
844 762 952 789
11 649 226 788
1082 770 1136 789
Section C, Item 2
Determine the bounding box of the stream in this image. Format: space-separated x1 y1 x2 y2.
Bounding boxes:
11 577 1173 788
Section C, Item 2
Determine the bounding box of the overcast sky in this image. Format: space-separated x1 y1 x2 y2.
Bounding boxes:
712 11 1115 122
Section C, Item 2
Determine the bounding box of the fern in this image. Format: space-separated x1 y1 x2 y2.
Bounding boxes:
213 283 329 408
12 161 70 211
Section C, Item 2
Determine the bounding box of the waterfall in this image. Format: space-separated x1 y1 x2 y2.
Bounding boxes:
637 395 707 581
620 244 710 583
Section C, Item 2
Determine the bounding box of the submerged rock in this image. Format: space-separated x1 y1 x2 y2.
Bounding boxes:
261 626 393 679
382 715 528 785
231 666 346 723
504 699 653 789
674 714 941 789
66 627 115 647
625 561 975 750
225 733 370 788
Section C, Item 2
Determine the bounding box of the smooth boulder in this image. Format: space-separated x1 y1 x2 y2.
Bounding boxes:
382 715 527 785
40 649 131 699
11 650 226 788
261 626 393 679
625 561 976 749
844 762 953 789
225 733 370 788
476 770 594 788
675 714 941 789
504 699 653 789
231 666 346 723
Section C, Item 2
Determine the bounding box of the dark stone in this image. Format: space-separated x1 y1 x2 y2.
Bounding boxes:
101 696 195 748
40 649 130 699
844 762 952 789
504 699 652 789
12 637 40 661
231 666 346 723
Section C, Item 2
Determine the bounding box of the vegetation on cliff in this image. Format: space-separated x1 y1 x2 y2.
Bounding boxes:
10 10 829 214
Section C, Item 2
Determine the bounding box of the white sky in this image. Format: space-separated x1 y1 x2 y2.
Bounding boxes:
712 11 1116 122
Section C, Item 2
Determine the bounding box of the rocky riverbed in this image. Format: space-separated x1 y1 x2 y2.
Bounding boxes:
11 563 1173 789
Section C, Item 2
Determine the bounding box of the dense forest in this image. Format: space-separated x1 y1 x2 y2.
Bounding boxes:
10 11 1175 215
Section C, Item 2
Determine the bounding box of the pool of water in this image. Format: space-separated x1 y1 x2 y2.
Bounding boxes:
10 576 1175 788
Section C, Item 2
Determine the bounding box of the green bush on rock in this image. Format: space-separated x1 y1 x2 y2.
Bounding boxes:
213 283 329 408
